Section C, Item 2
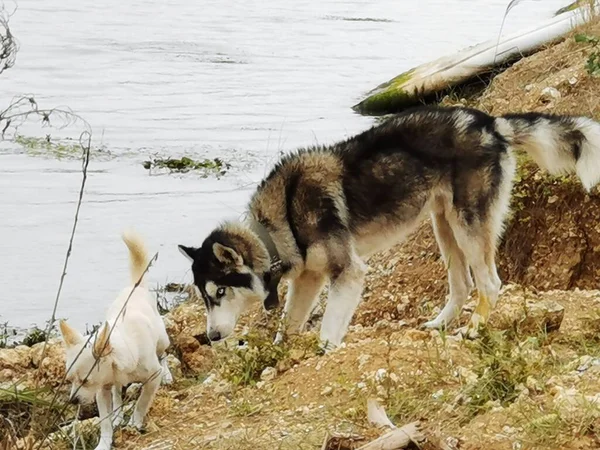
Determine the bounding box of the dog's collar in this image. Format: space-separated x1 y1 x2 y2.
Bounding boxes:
249 219 283 279
249 219 284 311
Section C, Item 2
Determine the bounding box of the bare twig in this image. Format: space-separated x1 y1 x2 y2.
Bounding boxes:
35 130 92 386
0 2 18 75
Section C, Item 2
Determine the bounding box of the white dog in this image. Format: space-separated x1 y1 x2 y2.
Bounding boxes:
59 230 172 450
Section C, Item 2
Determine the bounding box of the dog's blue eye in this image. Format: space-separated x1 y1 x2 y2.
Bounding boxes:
216 287 226 298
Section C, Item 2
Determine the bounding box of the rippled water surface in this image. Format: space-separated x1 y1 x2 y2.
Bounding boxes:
0 0 568 330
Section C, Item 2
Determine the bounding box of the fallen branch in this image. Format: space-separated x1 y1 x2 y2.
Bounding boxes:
321 399 426 450
356 422 423 450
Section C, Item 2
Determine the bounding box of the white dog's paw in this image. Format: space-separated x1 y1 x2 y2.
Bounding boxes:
273 332 284 346
93 441 112 450
161 368 174 386
421 318 446 330
111 412 125 428
126 415 146 433
317 339 337 355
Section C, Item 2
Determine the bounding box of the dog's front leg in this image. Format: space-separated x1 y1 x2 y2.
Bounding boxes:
127 369 162 432
111 384 124 428
94 386 113 450
319 257 366 352
274 271 326 345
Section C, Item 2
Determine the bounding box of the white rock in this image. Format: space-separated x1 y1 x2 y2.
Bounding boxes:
202 373 217 385
432 389 444 400
261 366 277 382
539 86 561 103
321 386 333 396
357 354 371 370
374 368 387 383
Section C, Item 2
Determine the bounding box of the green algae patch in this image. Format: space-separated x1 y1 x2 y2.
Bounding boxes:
352 68 417 115
143 156 231 177
14 134 111 160
555 0 591 16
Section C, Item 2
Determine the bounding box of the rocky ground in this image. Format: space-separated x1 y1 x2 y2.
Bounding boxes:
5 14 600 450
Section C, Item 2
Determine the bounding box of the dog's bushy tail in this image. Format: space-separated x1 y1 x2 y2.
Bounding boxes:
495 112 600 191
122 229 149 285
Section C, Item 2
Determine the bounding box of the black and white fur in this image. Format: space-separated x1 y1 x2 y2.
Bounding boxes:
179 106 600 351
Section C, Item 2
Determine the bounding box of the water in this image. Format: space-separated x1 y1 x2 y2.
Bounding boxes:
0 0 568 331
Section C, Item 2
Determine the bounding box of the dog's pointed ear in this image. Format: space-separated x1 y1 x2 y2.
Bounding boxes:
92 322 112 359
213 242 243 267
178 245 197 263
59 320 84 348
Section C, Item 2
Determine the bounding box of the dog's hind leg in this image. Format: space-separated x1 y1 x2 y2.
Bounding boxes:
319 250 367 352
274 270 327 344
160 354 173 385
451 220 502 338
127 368 162 432
423 210 473 330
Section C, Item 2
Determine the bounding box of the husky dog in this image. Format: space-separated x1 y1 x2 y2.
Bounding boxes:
179 106 600 350
59 230 172 450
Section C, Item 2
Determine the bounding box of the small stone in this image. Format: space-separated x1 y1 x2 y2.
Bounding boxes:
321 386 333 396
260 367 277 382
214 381 232 395
404 329 429 341
357 354 371 370
522 300 565 334
539 86 561 104
166 354 182 379
457 366 478 385
344 407 357 417
0 368 15 381
374 368 387 383
445 436 460 449
203 374 217 385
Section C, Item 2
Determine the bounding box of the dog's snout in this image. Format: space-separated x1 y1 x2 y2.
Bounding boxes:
208 330 221 342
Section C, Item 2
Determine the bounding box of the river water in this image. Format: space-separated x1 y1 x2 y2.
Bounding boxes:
0 0 568 331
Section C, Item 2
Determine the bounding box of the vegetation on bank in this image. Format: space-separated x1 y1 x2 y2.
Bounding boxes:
142 156 231 176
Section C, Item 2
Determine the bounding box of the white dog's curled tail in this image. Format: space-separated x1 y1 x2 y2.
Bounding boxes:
122 229 150 285
495 112 600 191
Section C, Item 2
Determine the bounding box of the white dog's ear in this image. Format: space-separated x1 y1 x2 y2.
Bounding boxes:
213 243 243 267
92 322 112 358
178 245 197 263
59 320 84 347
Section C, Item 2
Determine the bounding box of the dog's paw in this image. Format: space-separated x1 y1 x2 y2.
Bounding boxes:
126 416 146 434
161 370 174 386
111 412 125 428
317 340 337 355
455 325 479 340
421 318 447 330
93 442 112 450
273 332 284 346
